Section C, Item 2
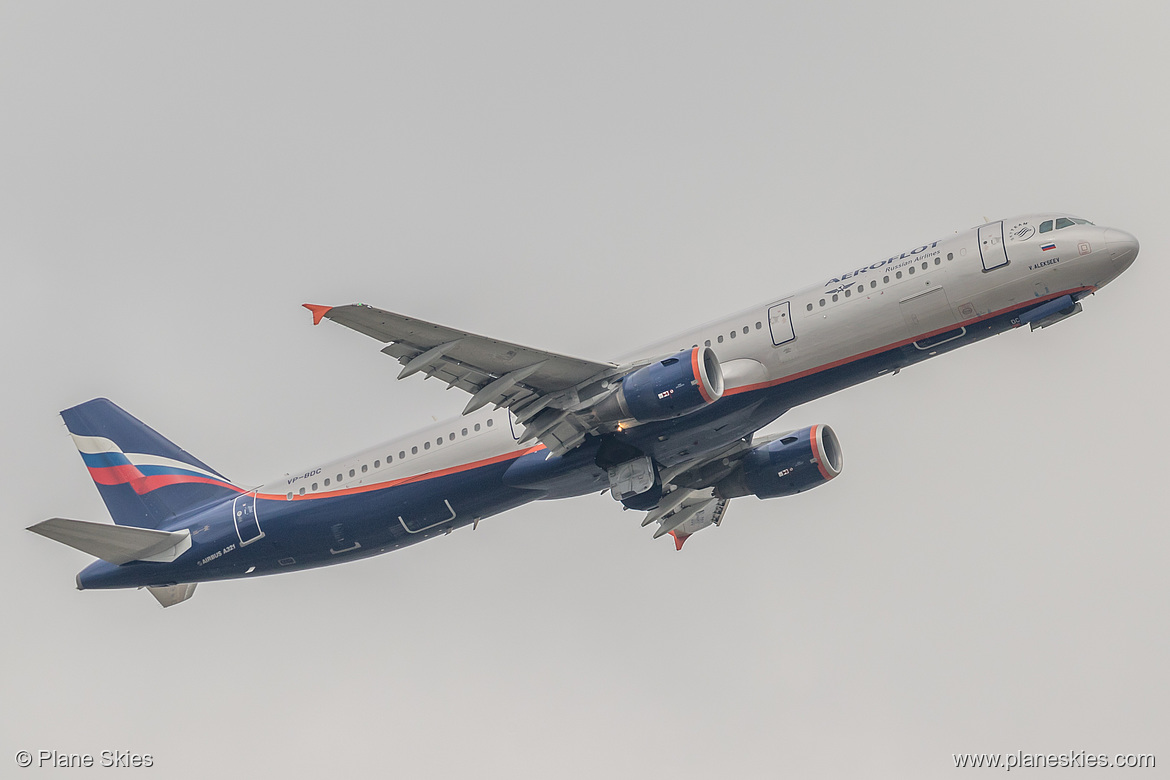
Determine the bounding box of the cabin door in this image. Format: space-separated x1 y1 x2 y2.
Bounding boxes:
978 221 1009 271
232 491 264 545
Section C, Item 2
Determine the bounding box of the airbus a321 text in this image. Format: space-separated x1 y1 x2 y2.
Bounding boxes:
30 214 1138 606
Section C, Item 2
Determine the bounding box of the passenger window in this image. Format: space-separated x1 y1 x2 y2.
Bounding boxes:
832 294 839 302
424 441 430 450
312 482 318 491
411 446 418 455
947 253 953 260
921 262 928 270
1039 220 1054 233
883 275 889 283
717 335 724 343
399 451 405 459
704 340 711 347
729 331 736 339
819 299 825 307
908 266 915 274
934 258 940 265
857 285 863 293
374 460 380 468
474 424 481 432
755 321 762 329
362 464 368 473
336 474 342 482
287 492 293 500
461 428 468 436
896 271 903 279
870 280 877 288
1055 217 1075 229
486 419 493 427
449 432 455 441
299 487 305 496
807 303 813 311
742 326 749 334
845 289 851 298
435 437 442 445
324 478 330 486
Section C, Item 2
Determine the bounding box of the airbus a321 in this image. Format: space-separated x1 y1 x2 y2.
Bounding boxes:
30 214 1138 606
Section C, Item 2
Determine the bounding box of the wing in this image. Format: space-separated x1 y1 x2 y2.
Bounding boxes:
305 303 628 453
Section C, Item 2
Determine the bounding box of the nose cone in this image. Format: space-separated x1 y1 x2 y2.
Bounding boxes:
1104 228 1139 272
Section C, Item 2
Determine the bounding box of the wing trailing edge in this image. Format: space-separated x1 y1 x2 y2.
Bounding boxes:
306 302 625 454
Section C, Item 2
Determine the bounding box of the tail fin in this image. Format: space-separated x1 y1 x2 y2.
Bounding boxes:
61 398 238 529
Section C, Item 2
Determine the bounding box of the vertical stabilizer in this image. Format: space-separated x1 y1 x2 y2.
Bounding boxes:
61 398 237 529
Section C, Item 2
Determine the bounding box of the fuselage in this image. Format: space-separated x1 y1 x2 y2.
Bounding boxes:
77 214 1139 590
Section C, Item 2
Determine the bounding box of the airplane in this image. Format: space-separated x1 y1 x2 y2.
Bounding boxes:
29 214 1139 606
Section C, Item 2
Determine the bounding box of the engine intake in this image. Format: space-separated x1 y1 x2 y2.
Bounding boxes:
716 424 843 499
595 347 724 423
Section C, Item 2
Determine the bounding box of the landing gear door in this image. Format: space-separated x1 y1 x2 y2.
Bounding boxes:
767 301 795 346
978 221 1009 271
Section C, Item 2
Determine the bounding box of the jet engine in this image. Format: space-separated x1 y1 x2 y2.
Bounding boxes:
595 347 724 423
716 425 843 499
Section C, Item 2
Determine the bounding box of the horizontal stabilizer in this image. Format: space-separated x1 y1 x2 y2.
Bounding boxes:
28 517 192 565
147 583 197 608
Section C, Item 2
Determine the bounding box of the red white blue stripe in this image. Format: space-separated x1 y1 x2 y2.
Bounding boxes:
71 434 239 496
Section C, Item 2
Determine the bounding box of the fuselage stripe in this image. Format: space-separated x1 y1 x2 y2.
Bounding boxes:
261 445 546 502
723 286 1093 396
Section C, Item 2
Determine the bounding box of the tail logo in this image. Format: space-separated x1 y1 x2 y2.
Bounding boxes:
71 434 237 495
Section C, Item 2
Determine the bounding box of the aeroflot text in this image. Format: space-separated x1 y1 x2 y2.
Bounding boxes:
825 242 941 286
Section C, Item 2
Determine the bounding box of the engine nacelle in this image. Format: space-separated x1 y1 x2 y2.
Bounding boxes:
595 347 724 423
716 425 843 499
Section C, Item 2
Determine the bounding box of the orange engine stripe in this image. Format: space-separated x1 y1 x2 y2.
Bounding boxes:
808 424 833 481
693 347 715 404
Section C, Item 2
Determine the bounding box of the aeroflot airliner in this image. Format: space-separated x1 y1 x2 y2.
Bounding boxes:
30 214 1138 606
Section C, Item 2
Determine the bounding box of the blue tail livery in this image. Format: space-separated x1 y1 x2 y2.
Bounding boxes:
28 214 1139 606
59 398 238 529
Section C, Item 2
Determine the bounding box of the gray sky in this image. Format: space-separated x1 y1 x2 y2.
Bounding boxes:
3 2 1168 777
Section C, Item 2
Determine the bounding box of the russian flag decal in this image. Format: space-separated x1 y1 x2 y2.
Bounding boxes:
1041 243 1056 252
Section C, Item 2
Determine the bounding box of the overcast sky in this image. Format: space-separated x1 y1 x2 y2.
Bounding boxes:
3 2 1168 778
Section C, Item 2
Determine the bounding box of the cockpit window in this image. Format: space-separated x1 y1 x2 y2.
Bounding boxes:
1072 218 1093 225
1039 220 1053 233
1055 217 1075 229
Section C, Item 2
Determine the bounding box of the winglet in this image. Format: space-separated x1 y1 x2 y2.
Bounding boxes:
669 530 689 551
302 303 333 326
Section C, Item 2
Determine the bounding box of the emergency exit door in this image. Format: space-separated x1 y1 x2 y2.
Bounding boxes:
767 301 795 345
